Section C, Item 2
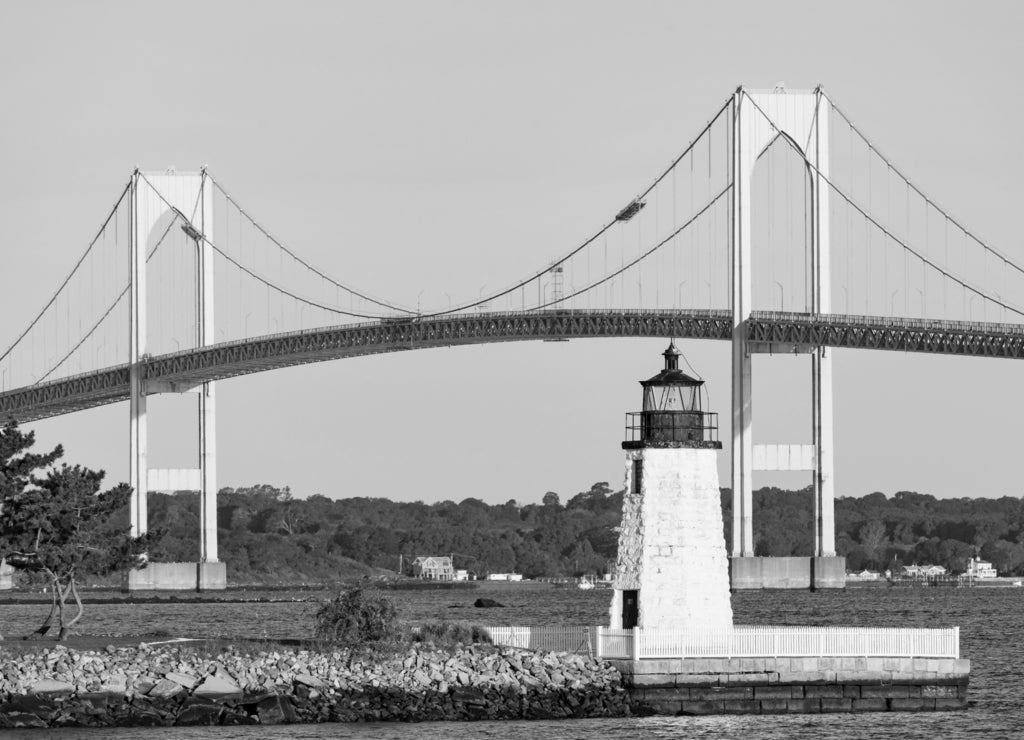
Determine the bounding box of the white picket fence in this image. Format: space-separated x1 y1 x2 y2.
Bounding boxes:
485 626 593 654
485 625 959 660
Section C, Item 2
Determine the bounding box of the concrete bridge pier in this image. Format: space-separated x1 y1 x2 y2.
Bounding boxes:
125 170 226 592
729 87 844 589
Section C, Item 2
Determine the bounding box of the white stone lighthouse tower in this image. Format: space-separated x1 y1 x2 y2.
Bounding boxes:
609 342 733 631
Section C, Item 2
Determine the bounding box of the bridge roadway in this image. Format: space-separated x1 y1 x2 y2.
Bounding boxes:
3 309 1024 423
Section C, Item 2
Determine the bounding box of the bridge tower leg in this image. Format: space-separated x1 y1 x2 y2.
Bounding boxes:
196 170 224 590
128 171 148 541
727 86 844 589
125 169 225 591
811 89 843 588
730 89 755 562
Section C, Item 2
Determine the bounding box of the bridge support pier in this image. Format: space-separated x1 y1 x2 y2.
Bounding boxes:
125 169 225 591
128 172 148 541
729 87 844 588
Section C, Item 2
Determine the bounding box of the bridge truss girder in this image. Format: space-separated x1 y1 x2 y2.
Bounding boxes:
2 309 1024 425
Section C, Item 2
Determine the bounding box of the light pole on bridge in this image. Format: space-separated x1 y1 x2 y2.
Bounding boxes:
677 280 687 309
890 290 899 316
773 281 784 311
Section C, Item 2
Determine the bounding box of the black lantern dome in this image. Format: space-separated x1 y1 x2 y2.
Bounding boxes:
622 341 721 449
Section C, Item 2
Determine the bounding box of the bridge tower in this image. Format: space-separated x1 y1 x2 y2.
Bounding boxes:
127 169 225 591
610 342 732 630
729 86 845 589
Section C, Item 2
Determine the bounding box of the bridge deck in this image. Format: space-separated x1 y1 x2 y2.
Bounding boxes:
3 309 1023 423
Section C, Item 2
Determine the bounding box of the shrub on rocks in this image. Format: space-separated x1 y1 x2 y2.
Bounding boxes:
313 587 398 645
413 621 492 648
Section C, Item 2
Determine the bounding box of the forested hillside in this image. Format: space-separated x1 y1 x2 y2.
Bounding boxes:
143 483 1024 584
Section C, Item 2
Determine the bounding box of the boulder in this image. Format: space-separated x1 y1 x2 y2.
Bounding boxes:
28 679 75 698
176 702 222 726
257 694 297 725
193 674 242 703
164 672 199 690
294 673 324 688
148 678 186 700
1 711 48 728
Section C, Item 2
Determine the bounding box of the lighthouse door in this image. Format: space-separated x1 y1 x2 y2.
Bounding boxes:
622 590 638 628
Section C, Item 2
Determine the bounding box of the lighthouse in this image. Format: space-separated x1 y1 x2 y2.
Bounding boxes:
609 342 733 631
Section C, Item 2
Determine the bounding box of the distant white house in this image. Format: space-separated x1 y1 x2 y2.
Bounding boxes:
902 564 947 578
966 557 997 579
847 569 880 580
412 556 455 580
486 573 523 582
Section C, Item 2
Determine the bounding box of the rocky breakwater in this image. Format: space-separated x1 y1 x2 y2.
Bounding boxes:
0 642 630 728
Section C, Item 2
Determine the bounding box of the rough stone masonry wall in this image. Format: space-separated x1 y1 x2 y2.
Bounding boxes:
611 656 971 715
614 448 732 630
0 643 631 728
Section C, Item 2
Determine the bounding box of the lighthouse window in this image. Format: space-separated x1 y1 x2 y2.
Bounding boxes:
632 459 643 494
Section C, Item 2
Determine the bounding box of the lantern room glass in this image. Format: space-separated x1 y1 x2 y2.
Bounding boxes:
643 384 697 412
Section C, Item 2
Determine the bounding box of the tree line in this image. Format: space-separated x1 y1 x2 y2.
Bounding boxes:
147 482 1024 581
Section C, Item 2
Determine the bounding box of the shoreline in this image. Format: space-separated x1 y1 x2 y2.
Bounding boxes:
0 641 630 728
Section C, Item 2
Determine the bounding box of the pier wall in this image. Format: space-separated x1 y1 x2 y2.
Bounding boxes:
730 556 846 590
611 656 970 714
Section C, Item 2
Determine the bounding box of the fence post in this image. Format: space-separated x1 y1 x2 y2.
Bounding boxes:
954 626 959 660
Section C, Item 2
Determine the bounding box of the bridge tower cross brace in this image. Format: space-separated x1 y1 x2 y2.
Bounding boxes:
128 170 218 566
729 86 836 560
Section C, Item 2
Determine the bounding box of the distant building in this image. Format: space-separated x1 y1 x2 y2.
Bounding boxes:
965 557 997 579
486 573 523 582
902 564 947 578
454 569 472 581
848 569 880 580
412 556 455 580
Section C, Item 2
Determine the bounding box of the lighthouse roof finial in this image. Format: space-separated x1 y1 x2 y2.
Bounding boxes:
663 340 680 371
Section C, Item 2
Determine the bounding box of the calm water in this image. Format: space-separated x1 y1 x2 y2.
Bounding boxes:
1 584 1020 739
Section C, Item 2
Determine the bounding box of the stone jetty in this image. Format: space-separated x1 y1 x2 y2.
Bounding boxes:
0 643 630 728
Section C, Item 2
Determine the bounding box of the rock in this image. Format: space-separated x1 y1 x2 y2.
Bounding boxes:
193 674 243 703
451 687 486 705
148 678 185 700
176 702 222 725
1 696 59 722
1 711 48 728
99 674 128 695
473 598 505 608
257 694 297 725
294 673 324 689
164 671 199 689
28 679 75 698
222 709 259 725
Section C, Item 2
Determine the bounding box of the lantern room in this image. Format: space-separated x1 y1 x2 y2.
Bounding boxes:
623 341 720 449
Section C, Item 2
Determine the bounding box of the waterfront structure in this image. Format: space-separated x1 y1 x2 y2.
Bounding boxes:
903 564 948 578
411 556 455 580
965 557 997 578
609 343 732 630
486 573 523 582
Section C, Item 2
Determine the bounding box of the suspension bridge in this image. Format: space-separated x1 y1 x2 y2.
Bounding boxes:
2 85 1022 588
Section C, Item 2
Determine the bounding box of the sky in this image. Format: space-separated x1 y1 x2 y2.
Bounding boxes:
1 1 1023 508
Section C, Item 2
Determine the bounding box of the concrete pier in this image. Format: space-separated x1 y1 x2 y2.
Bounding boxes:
730 555 847 590
612 656 970 714
125 561 226 591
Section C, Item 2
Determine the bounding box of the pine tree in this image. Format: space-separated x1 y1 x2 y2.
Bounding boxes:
0 421 155 640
